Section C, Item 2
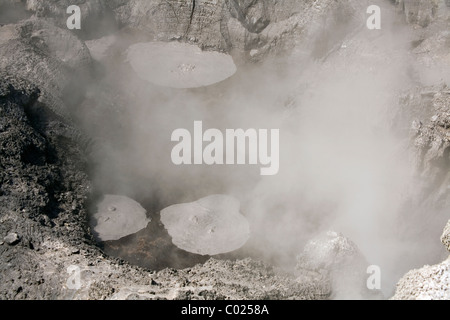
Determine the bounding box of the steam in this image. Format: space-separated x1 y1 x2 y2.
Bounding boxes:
72 0 449 298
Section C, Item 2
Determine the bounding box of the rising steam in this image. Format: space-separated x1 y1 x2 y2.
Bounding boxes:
73 0 449 298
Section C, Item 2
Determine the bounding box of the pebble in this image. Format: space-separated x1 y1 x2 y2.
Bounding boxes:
4 233 21 245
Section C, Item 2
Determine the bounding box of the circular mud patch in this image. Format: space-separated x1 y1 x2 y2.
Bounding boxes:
126 42 237 88
160 195 250 256
90 195 151 241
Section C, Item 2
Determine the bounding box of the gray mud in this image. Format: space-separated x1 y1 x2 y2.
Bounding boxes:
0 0 449 300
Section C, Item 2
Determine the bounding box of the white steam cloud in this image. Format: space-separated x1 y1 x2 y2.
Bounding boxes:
76 0 449 298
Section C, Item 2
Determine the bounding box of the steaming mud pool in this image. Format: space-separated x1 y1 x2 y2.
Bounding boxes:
127 42 237 89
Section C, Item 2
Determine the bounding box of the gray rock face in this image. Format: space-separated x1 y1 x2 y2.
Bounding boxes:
19 0 367 61
0 19 92 119
226 0 270 34
112 0 365 59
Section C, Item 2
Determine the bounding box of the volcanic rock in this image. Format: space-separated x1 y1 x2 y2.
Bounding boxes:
392 256 450 300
